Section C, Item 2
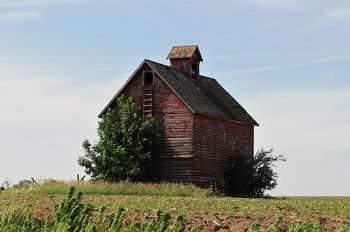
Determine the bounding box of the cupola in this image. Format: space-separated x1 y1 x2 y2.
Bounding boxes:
166 45 203 82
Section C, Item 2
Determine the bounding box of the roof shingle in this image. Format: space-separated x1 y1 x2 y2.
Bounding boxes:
146 60 258 126
166 45 203 61
99 58 258 126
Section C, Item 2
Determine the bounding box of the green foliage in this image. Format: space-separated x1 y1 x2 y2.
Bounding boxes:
266 215 284 232
248 216 350 232
0 186 185 232
226 147 286 197
252 148 286 197
133 210 185 232
249 222 262 232
0 207 37 232
50 186 95 231
78 94 158 182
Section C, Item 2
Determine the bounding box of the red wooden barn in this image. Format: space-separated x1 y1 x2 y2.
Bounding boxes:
99 45 259 191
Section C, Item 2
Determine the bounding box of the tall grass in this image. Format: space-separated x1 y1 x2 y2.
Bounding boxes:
6 179 216 197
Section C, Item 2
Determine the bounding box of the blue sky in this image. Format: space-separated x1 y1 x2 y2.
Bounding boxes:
1 0 350 196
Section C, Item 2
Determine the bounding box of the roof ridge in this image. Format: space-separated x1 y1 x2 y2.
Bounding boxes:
100 59 258 126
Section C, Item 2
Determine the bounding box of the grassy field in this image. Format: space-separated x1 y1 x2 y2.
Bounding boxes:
1 180 350 231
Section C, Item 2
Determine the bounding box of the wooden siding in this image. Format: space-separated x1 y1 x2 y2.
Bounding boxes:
152 72 194 183
111 63 194 184
169 49 202 82
192 114 254 191
104 61 255 190
108 64 151 110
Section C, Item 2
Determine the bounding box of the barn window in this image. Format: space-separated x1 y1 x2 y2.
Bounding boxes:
191 63 197 79
143 72 154 86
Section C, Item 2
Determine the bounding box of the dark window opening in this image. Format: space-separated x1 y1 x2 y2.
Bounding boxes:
191 63 197 79
144 72 154 85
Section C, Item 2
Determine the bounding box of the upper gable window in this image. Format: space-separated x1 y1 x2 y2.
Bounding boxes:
143 71 154 86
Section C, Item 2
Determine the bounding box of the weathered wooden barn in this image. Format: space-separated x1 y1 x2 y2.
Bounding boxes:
99 45 259 191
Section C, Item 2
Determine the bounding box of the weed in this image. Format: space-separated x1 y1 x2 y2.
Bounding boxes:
249 222 262 231
266 215 284 232
3 181 350 231
0 186 186 232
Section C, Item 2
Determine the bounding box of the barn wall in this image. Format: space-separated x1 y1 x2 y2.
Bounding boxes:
103 62 255 189
107 64 149 110
192 114 254 190
111 63 194 183
152 72 194 183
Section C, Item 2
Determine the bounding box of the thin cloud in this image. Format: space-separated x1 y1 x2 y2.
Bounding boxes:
0 0 90 7
232 0 308 11
312 6 350 28
206 51 303 61
0 56 55 60
0 56 138 74
0 56 144 60
250 0 294 6
0 55 144 61
0 11 43 20
3 67 132 73
224 63 298 77
324 7 350 21
223 54 350 77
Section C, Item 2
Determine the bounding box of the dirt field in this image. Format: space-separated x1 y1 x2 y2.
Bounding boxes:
117 207 349 231
2 194 350 231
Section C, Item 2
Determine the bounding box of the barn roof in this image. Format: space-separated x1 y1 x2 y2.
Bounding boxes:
166 45 203 61
99 59 258 126
146 60 258 126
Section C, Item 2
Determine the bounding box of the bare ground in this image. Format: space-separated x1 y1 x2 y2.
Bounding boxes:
2 195 350 231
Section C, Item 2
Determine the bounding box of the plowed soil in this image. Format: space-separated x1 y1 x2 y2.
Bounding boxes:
2 195 350 231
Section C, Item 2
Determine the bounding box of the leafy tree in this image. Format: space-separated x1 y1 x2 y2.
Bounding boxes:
226 147 286 197
78 94 158 182
251 148 286 197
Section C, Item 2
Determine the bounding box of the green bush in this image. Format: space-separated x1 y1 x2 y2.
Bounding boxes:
78 94 158 182
226 148 286 197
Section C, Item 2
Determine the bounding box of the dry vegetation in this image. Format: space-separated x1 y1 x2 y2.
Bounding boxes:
1 181 350 231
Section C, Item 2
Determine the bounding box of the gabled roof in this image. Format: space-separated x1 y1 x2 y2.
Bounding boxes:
146 60 258 126
99 59 258 126
166 45 203 62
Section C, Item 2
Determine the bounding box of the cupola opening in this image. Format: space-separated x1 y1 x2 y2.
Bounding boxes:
166 45 203 82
